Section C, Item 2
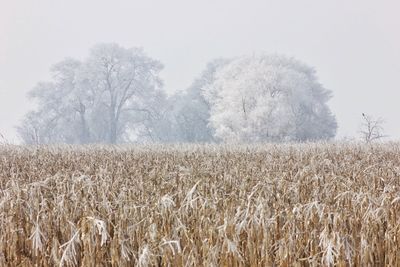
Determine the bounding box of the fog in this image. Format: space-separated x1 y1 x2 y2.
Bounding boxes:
1 0 400 143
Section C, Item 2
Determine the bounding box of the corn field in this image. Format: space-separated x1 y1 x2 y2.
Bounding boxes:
0 143 399 266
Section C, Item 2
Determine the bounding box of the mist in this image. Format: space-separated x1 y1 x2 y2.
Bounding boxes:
1 0 400 143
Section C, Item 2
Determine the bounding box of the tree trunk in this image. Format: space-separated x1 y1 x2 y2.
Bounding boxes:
79 115 89 144
108 103 118 144
78 103 90 144
109 119 117 144
108 94 118 144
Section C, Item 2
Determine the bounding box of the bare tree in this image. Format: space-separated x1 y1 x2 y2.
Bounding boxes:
360 113 386 143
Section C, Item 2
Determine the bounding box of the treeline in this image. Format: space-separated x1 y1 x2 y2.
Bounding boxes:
17 43 337 144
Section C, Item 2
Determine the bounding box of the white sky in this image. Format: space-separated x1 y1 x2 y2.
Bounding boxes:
1 0 400 143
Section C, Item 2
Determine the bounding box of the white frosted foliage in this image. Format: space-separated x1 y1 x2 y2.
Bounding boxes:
202 54 337 142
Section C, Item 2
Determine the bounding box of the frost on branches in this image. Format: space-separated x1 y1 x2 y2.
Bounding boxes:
17 43 166 144
17 45 337 144
201 54 337 142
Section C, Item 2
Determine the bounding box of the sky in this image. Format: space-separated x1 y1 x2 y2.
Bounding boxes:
1 0 400 143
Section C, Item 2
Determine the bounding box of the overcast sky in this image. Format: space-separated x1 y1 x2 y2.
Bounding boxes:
1 0 400 142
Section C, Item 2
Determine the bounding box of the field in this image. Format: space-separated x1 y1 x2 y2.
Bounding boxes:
0 143 399 266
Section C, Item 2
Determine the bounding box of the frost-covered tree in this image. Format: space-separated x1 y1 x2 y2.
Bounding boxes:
167 59 230 142
201 54 337 142
79 43 164 143
17 43 165 144
16 58 89 144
